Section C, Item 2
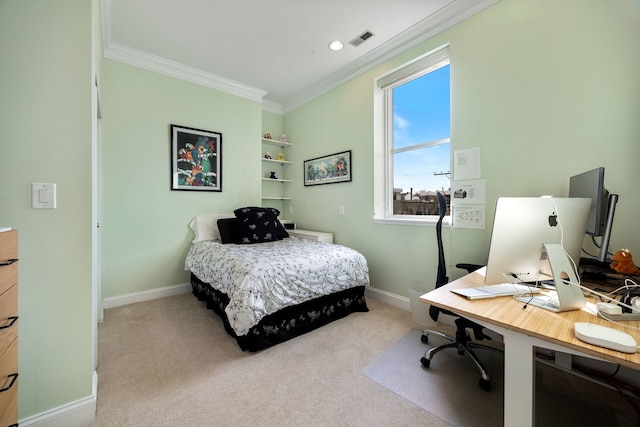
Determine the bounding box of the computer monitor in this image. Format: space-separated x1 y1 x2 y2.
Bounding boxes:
485 197 591 312
569 167 619 263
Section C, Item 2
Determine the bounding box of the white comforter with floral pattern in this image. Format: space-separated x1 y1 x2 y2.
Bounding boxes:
185 237 370 336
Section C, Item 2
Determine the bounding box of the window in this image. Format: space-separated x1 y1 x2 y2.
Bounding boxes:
374 45 451 224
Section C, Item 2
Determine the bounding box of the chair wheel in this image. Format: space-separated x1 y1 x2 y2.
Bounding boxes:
421 334 429 344
479 378 491 391
420 357 431 368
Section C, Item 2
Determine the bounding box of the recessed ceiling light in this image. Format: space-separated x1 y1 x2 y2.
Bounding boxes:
328 40 344 51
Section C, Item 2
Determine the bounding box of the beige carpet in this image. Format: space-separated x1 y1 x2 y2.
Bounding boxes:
364 328 504 427
92 293 455 427
93 292 634 426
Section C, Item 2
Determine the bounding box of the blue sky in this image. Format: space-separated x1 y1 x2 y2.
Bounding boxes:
392 64 451 193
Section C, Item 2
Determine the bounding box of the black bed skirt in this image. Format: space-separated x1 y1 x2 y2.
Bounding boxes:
190 273 369 351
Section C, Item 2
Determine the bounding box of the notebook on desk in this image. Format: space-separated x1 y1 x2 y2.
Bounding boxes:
451 283 542 300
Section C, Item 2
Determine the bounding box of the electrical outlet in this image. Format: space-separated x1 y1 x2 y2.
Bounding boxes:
338 205 345 216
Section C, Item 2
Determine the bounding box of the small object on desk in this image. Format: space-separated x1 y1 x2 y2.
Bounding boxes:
596 302 640 320
451 283 542 300
0 227 11 233
574 322 638 353
596 302 623 315
609 249 640 275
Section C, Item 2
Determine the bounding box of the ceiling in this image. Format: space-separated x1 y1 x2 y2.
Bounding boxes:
102 0 498 113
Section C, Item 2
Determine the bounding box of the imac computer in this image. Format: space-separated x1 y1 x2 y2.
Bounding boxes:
484 197 591 312
569 167 619 263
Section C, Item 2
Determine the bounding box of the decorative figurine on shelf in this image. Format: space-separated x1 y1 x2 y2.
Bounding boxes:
277 152 284 161
269 171 278 179
264 152 272 159
280 134 287 143
264 133 272 139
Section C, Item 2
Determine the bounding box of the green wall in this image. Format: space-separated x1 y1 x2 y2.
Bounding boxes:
1 0 639 423
284 0 640 297
101 60 263 298
0 0 94 419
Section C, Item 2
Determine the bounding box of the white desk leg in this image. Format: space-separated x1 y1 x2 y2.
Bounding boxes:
503 330 535 427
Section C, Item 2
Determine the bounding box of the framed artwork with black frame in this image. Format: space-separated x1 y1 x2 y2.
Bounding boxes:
304 150 352 186
170 124 222 191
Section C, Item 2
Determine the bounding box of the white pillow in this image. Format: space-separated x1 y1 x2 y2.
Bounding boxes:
188 213 233 242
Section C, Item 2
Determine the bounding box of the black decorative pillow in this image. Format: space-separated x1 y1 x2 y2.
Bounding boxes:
233 207 281 244
217 218 241 244
276 220 289 239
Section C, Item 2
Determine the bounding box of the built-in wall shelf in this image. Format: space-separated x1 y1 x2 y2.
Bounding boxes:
261 136 293 210
262 138 293 148
262 178 292 183
262 158 292 165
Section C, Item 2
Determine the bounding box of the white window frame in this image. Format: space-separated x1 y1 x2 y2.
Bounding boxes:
373 44 451 226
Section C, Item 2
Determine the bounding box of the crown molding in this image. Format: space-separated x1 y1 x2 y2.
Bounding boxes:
103 43 268 102
261 99 284 115
101 0 498 115
281 0 500 113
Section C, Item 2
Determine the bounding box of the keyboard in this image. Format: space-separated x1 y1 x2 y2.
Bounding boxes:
451 283 542 300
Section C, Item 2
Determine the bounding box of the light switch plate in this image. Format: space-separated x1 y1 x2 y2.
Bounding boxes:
32 183 56 208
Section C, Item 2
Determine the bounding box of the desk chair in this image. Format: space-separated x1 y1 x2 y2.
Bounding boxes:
419 191 503 391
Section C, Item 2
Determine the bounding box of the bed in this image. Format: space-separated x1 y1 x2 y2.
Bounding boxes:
184 208 370 351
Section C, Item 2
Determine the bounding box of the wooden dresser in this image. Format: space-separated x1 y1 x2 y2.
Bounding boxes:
0 230 18 427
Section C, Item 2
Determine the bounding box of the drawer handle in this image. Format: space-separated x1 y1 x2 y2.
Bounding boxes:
0 316 18 330
0 259 18 267
0 373 17 393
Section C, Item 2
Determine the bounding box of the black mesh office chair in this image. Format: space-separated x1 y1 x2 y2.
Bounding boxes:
419 191 503 391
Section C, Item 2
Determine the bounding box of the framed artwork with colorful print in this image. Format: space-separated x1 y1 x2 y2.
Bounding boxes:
171 124 222 191
304 150 352 186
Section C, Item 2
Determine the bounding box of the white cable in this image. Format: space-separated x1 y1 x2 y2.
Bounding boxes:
595 311 640 333
562 278 640 313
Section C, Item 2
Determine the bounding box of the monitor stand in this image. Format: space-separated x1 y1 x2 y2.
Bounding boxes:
515 243 587 312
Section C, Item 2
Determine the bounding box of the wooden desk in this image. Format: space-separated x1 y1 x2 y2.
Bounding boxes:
420 267 640 427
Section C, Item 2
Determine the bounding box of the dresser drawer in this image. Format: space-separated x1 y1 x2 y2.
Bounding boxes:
0 286 17 359
0 263 17 299
0 232 17 262
0 338 17 425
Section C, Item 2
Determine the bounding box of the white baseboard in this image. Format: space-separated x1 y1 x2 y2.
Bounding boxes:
20 371 97 427
101 283 451 327
365 287 454 327
365 286 411 311
103 282 191 309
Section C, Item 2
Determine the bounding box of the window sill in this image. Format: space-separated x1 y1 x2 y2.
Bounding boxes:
373 216 451 227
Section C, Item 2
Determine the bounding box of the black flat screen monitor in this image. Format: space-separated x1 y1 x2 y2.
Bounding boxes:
569 167 618 263
569 167 607 236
